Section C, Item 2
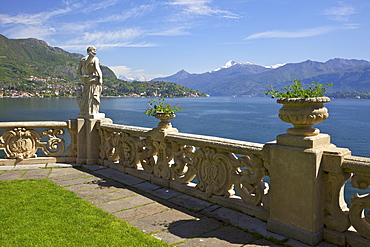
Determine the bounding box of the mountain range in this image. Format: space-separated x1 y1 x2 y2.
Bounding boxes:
152 59 370 96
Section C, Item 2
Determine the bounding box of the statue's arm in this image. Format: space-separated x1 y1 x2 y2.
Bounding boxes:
94 57 103 83
77 60 83 76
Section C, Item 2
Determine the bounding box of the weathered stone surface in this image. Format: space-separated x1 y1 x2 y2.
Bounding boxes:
133 181 161 193
168 194 212 211
251 238 282 247
201 205 285 240
130 209 196 234
177 226 254 246
0 170 25 181
0 166 14 171
84 189 137 204
21 169 50 180
46 163 73 168
152 217 223 244
82 164 106 171
114 202 170 222
149 187 181 199
96 194 154 213
48 168 85 178
63 182 104 192
13 164 46 169
53 176 101 186
49 171 92 181
94 168 144 185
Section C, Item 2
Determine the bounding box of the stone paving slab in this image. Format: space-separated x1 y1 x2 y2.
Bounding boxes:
63 182 104 192
50 171 94 181
0 166 14 171
252 239 286 247
96 194 154 213
176 226 255 247
201 205 286 241
133 181 162 192
148 187 182 199
130 209 197 234
21 169 50 180
82 164 106 171
168 194 213 211
84 188 137 204
48 167 86 178
46 163 74 168
13 164 46 169
113 202 171 222
94 168 145 185
0 170 25 181
65 180 126 194
152 217 223 245
72 185 122 197
53 176 102 187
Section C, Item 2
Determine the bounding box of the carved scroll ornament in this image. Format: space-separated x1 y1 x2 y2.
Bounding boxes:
171 142 196 183
349 174 370 240
0 127 65 160
98 129 120 162
234 154 266 206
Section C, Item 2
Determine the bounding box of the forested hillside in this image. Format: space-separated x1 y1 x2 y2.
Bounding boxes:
0 35 206 97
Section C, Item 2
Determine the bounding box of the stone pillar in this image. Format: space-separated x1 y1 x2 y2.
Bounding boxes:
76 114 112 165
267 133 336 245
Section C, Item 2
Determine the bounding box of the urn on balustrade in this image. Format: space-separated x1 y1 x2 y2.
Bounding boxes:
154 113 176 130
277 97 330 136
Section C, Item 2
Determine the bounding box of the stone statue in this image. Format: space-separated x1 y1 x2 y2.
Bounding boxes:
77 46 103 117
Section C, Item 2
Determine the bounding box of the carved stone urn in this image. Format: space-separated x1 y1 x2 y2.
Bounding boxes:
277 97 330 136
154 113 176 130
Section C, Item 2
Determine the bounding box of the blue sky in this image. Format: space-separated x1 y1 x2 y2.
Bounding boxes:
1 0 369 80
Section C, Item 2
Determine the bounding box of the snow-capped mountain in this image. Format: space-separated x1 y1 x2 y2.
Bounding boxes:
264 63 286 69
214 60 285 72
118 75 149 82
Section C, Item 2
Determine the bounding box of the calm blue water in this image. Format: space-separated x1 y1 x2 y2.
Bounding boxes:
1 97 369 157
1 97 370 205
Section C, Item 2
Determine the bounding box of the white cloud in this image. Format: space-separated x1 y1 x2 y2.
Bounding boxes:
0 4 75 26
109 65 133 78
62 28 159 49
60 42 156 51
245 25 358 40
149 26 191 36
168 0 239 19
322 2 356 22
4 25 56 39
109 65 165 81
81 0 120 13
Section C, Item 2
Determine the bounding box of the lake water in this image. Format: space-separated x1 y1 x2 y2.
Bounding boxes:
1 96 369 158
1 96 370 204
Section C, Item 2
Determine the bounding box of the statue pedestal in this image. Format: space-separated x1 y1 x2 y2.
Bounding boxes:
78 113 106 119
76 115 112 165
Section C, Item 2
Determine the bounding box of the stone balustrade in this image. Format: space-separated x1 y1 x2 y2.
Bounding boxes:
1 117 370 246
98 123 269 221
0 120 77 165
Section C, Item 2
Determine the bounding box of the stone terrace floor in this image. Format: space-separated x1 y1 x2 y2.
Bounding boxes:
0 164 337 247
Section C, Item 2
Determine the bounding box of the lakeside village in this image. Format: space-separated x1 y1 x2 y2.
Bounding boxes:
1 76 369 99
0 76 203 98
